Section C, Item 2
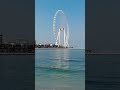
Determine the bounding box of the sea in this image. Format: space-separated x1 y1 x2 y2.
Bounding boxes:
0 50 120 90
35 49 85 90
0 55 34 90
86 54 120 90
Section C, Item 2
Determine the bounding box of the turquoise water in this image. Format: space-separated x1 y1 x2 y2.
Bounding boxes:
35 49 85 90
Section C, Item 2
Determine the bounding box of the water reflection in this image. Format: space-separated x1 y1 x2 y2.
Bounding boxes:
49 49 70 80
53 49 70 70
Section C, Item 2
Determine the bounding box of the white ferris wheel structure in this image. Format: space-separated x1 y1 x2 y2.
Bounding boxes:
53 10 69 48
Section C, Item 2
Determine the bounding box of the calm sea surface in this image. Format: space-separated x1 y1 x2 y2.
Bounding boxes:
86 54 120 90
0 55 34 90
35 49 85 90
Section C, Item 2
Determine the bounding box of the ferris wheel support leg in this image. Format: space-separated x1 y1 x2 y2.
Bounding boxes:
55 31 59 46
64 28 66 47
58 29 61 47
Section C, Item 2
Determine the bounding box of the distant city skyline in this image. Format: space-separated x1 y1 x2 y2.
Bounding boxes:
35 0 85 49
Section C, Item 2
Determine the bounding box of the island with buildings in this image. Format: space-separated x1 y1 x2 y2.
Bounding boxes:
35 43 73 49
0 35 35 54
0 35 73 54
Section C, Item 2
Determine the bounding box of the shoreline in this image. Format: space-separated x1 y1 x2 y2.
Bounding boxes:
35 48 84 50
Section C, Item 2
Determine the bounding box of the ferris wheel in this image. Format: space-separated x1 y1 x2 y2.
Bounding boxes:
53 10 69 48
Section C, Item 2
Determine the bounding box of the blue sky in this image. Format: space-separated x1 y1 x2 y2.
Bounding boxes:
35 0 85 49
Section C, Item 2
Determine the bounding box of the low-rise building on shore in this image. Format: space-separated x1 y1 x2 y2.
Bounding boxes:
0 36 35 53
0 43 35 53
35 43 70 48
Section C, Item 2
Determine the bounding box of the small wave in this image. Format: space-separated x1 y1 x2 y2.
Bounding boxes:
35 66 84 73
49 58 84 62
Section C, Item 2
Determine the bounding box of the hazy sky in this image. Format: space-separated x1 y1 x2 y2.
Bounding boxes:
35 0 85 49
